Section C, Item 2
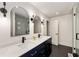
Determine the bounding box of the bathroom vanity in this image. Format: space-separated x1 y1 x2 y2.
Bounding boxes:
0 36 52 57
20 36 52 57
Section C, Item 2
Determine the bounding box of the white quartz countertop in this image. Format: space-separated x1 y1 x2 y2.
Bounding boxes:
0 36 51 57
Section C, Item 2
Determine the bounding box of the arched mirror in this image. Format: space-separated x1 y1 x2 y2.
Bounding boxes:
33 16 41 33
10 6 29 36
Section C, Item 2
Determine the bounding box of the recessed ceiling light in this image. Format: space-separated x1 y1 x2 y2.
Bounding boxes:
16 6 18 8
56 12 59 15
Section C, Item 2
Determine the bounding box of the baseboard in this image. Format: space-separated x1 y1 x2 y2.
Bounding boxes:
51 43 59 46
58 43 72 48
59 44 72 48
52 44 72 49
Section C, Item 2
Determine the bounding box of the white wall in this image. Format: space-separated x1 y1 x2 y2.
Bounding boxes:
0 2 48 48
49 14 72 47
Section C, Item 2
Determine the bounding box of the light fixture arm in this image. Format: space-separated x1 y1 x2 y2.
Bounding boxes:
3 2 6 9
0 2 7 17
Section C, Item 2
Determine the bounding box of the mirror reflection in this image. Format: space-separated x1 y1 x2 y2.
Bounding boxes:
11 7 29 36
34 16 41 33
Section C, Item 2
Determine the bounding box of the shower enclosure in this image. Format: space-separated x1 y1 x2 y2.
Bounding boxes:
73 4 79 56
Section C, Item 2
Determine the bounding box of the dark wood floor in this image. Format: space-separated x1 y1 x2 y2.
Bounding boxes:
50 45 72 57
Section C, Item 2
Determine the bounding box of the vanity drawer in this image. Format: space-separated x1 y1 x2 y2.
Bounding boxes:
20 50 38 57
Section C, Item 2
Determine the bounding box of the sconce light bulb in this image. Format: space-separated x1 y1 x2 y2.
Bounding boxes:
4 14 6 17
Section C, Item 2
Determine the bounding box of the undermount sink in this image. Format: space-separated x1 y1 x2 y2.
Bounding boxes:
29 38 39 42
16 37 40 48
16 43 23 46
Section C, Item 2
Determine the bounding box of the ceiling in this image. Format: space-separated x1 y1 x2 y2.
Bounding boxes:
30 2 76 18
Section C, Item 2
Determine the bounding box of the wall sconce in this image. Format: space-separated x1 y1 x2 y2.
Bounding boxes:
41 19 44 24
0 2 7 17
41 21 44 24
31 14 35 23
31 17 34 21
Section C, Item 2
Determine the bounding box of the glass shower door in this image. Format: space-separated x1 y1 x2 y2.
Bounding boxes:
76 7 79 56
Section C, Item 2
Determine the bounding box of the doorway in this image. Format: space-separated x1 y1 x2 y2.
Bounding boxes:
49 20 59 45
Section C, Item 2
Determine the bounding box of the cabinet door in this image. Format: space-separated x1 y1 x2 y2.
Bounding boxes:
45 38 52 56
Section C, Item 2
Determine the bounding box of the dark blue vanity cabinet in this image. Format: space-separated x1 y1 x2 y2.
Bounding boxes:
20 38 52 57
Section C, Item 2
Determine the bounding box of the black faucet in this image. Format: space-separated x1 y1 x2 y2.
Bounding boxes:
22 37 26 43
